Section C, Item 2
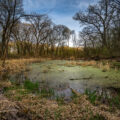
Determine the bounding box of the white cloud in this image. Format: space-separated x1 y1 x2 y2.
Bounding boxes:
49 13 80 32
23 0 98 35
24 0 57 12
76 0 98 9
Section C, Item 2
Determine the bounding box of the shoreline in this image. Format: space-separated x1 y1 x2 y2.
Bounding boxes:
0 58 120 120
0 58 50 75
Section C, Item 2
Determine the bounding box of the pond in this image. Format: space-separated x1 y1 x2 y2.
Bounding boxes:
10 60 120 100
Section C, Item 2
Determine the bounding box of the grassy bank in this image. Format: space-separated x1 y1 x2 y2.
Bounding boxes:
0 58 119 75
1 80 120 120
65 60 120 71
0 58 49 74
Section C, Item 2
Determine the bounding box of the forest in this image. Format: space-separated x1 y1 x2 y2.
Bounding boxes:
0 0 120 64
0 0 120 120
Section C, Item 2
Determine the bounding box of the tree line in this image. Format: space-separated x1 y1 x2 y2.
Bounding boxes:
74 0 120 59
0 0 120 66
0 0 83 66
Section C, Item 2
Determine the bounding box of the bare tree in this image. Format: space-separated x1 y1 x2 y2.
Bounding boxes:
12 22 34 56
52 25 71 56
113 0 120 11
114 0 120 6
26 14 52 56
73 0 116 47
0 0 24 66
80 26 100 48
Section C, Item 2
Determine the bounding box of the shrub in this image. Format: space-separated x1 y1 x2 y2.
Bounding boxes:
56 96 65 105
85 89 97 105
24 80 39 92
40 88 54 97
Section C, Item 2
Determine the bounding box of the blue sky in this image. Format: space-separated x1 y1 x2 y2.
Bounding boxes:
23 0 97 33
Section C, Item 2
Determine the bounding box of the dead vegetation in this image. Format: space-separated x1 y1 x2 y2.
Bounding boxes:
3 87 120 120
0 94 32 120
0 59 120 120
65 60 114 72
65 61 97 67
0 58 48 74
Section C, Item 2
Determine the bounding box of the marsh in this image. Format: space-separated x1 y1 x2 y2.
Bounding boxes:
10 60 120 99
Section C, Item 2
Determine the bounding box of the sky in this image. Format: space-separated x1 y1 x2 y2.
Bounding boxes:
23 0 97 33
23 0 98 46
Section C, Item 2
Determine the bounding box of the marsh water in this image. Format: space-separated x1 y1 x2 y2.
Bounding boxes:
10 60 120 99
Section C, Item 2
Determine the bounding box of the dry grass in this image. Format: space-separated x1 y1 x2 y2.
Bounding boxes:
65 61 97 67
4 87 120 120
0 94 31 120
0 81 12 88
65 60 111 71
0 58 48 74
96 62 111 71
1 78 120 120
0 58 119 119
